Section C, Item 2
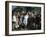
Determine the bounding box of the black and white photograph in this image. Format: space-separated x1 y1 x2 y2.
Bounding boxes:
5 1 45 36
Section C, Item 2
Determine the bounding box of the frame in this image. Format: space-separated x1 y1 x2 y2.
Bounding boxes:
5 1 45 36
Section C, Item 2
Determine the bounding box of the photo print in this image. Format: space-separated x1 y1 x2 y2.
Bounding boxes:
12 6 41 31
5 1 45 36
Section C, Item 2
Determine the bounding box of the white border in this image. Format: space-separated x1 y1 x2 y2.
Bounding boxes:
9 3 44 35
